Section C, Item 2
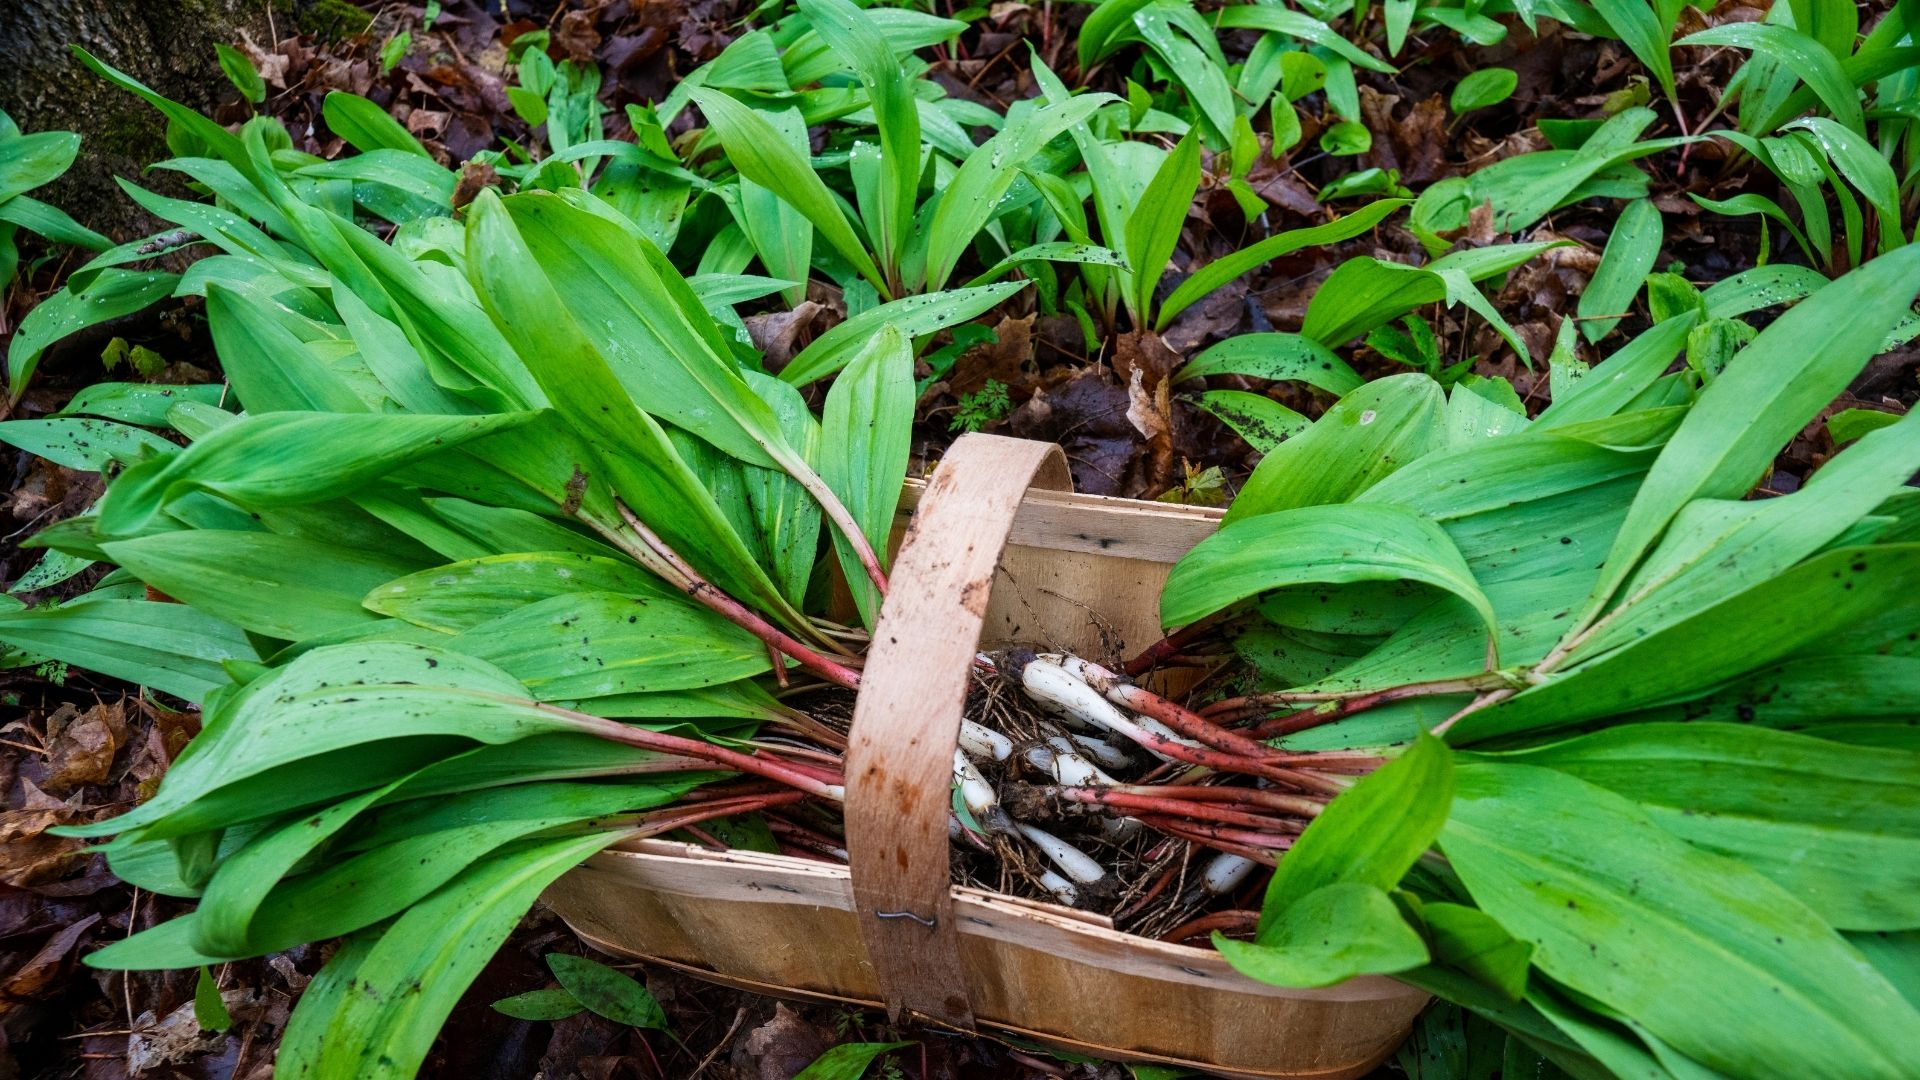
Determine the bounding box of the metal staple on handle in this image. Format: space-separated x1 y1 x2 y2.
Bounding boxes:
874 909 939 928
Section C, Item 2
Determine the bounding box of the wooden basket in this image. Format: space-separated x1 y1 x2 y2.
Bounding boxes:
543 434 1429 1079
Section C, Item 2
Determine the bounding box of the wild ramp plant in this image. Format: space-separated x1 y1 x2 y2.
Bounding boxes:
0 111 113 319
1681 5 1920 275
1139 245 1920 1075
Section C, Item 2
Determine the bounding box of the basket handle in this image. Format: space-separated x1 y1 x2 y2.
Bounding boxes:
843 433 1073 1028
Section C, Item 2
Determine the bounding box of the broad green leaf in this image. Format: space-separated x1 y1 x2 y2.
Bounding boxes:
1418 901 1534 1002
819 325 911 627
780 9 967 86
1356 433 1653 584
451 591 769 698
366 552 674 632
56 644 579 839
1077 0 1156 66
191 785 393 956
962 241 1130 289
1394 968 1607 1078
205 282 370 414
1680 23 1866 135
1174 333 1363 395
0 195 112 252
1190 390 1308 454
1850 931 1920 1013
1691 192 1814 261
55 383 227 427
1163 504 1497 660
10 548 94 593
1125 131 1201 323
274 830 624 1080
1445 382 1528 445
927 92 1116 291
108 736 482 850
799 0 919 276
1441 764 1920 1076
1132 6 1235 145
1210 6 1396 72
1577 408 1920 658
1466 109 1688 233
214 43 265 105
0 418 175 472
731 110 814 307
780 281 1024 387
693 88 888 296
1827 408 1901 445
1220 882 1429 988
1569 246 1920 632
1302 575 1593 701
1451 69 1519 113
311 202 543 411
496 193 798 472
1458 544 1920 742
795 1042 917 1080
1485 724 1920 930
1156 200 1408 330
1784 117 1905 252
0 130 79 202
1533 317 1693 430
70 48 249 174
98 411 531 535
274 932 377 1074
157 785 676 964
547 953 667 1028
1262 733 1454 918
330 285 475 415
740 372 822 607
463 190 803 627
102 531 421 640
1699 263 1830 320
194 967 232 1031
7 270 179 398
1575 200 1661 342
322 91 434 157
1318 121 1372 156
1227 374 1446 520
1618 654 1920 732
1301 244 1553 349
492 988 583 1021
1522 979 1679 1080
0 598 253 703
1590 0 1678 99
372 731 716 804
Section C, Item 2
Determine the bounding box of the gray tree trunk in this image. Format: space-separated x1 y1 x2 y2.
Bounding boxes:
0 0 274 241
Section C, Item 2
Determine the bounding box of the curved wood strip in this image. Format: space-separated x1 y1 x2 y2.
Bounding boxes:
842 434 1072 1027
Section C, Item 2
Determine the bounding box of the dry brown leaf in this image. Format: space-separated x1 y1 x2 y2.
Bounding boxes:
43 702 126 793
745 302 825 373
0 913 99 1015
948 313 1035 396
733 1003 832 1080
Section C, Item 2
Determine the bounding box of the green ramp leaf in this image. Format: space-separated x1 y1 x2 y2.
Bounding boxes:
1162 504 1497 666
1482 724 1920 931
1441 763 1920 1076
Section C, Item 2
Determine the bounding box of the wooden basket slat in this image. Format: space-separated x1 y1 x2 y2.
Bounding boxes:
544 435 1428 1078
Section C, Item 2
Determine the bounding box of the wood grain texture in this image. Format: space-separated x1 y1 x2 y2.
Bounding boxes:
546 843 1428 1079
843 434 1073 1027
